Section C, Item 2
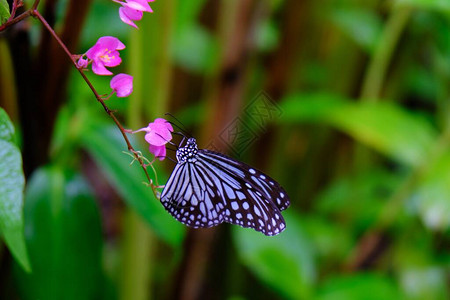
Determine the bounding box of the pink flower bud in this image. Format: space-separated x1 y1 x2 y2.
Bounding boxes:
77 57 88 68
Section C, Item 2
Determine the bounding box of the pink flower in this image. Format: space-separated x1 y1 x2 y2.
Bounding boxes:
114 0 154 28
110 73 133 97
86 36 125 75
133 118 173 160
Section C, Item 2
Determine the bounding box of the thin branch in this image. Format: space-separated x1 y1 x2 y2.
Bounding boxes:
0 10 31 31
7 0 21 21
0 0 40 32
1 0 160 196
31 9 155 189
31 0 41 10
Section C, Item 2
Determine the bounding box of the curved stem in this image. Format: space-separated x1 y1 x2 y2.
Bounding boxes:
31 9 154 187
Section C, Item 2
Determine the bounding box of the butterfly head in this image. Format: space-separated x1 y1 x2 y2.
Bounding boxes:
176 138 198 163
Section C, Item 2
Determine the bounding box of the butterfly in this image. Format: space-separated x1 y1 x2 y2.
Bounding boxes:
160 137 290 236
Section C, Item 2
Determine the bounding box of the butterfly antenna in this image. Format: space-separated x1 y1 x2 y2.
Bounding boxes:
157 156 177 163
164 112 193 138
154 132 179 149
166 146 177 152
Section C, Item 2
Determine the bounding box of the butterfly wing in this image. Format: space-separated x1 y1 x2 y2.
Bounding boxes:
160 149 290 236
198 150 290 210
160 162 227 228
197 150 289 236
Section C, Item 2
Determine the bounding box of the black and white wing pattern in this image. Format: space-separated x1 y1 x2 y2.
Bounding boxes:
160 138 290 236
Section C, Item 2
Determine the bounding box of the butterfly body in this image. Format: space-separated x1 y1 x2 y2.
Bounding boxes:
161 138 290 236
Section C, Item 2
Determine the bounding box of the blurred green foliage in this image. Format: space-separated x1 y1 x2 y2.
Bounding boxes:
1 0 449 299
0 108 29 272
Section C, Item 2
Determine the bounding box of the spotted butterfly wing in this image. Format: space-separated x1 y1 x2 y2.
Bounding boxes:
160 138 290 236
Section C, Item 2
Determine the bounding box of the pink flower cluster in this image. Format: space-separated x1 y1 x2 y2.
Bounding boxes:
134 118 174 160
75 1 157 98
76 1 166 159
77 36 133 98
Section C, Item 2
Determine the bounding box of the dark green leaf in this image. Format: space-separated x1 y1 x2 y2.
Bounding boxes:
316 273 400 300
331 8 383 53
233 211 316 299
279 94 437 166
81 122 185 247
0 108 30 272
0 107 15 143
393 232 449 299
316 168 402 231
172 24 218 73
14 167 104 300
175 0 207 33
0 0 10 24
395 0 450 13
411 150 450 230
301 216 353 263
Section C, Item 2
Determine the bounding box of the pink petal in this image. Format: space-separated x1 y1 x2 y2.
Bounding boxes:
123 0 152 12
119 7 140 28
97 36 126 50
144 130 172 146
133 118 174 147
154 118 173 132
149 144 166 160
91 61 112 75
121 6 143 21
110 73 133 97
86 43 102 60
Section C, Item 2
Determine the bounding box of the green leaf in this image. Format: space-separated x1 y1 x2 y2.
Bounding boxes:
301 216 353 263
395 0 450 13
399 267 448 300
316 168 402 231
255 19 280 52
0 0 10 24
316 273 401 300
175 0 207 33
0 108 30 272
411 150 450 230
14 167 104 300
279 94 437 166
81 122 185 247
0 108 15 142
233 211 316 299
393 232 449 299
172 24 218 73
331 8 383 53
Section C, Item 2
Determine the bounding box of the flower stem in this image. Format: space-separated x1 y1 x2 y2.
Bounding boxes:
31 9 153 186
